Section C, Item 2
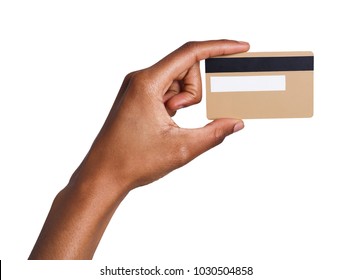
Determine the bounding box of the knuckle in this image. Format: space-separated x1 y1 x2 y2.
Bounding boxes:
183 86 202 105
212 126 226 145
191 92 202 104
174 144 191 166
164 131 191 166
128 70 145 83
128 69 152 91
124 71 136 81
182 41 196 48
181 41 199 54
183 94 200 106
123 70 141 84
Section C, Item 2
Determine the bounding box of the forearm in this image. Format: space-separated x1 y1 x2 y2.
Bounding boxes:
28 177 128 260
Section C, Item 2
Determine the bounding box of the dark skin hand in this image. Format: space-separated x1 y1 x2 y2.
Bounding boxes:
28 40 250 259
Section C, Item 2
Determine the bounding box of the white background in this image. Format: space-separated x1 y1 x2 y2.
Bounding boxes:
1 0 350 279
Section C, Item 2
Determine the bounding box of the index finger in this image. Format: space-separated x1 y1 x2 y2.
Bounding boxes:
150 40 250 83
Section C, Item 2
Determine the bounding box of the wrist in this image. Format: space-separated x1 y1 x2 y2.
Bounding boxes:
65 178 127 216
68 156 132 206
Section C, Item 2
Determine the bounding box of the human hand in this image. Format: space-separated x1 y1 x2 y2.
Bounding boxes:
29 40 250 260
73 40 250 195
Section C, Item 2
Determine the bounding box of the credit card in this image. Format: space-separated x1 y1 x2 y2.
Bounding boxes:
205 52 314 119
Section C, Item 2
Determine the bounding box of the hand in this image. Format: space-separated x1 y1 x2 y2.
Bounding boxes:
72 40 250 194
29 40 250 259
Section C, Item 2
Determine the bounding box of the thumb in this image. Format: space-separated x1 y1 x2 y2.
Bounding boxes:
182 119 244 161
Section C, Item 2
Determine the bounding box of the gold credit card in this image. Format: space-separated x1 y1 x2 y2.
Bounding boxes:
205 52 314 119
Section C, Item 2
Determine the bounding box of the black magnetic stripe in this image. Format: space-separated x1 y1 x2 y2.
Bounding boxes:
205 56 314 73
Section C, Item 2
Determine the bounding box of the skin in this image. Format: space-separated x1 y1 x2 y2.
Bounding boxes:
28 40 250 260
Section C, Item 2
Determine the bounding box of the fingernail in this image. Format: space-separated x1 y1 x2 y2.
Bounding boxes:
233 121 245 133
